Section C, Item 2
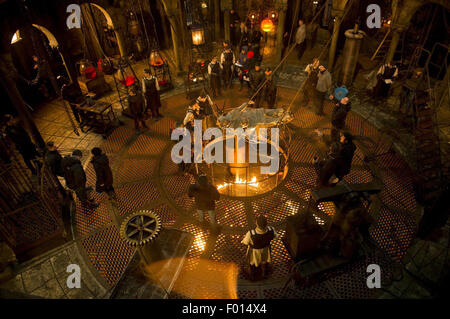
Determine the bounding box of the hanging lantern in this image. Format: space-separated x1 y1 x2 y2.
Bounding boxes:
191 28 205 46
200 1 208 18
98 58 114 75
261 18 274 33
116 58 136 87
78 59 97 79
149 50 164 67
128 12 141 36
149 49 173 92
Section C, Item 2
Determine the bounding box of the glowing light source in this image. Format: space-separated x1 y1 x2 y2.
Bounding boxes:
149 50 164 66
193 234 206 252
217 176 259 190
192 28 205 46
261 18 274 33
11 30 22 44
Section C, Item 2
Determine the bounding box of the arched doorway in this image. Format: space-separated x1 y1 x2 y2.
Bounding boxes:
79 3 125 60
9 25 70 106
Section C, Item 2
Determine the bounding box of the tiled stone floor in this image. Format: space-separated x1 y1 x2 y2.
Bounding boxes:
0 242 107 299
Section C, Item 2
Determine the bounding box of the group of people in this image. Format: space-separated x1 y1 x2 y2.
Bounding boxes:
1 114 116 210
313 131 356 187
127 69 163 133
207 42 277 109
187 174 276 281
46 142 116 209
309 80 355 187
302 58 333 116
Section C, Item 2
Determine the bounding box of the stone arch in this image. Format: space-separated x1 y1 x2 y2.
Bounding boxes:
83 2 125 57
10 24 72 81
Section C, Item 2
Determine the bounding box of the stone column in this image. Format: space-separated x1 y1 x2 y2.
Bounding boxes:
339 27 365 87
328 11 343 72
221 0 232 43
275 0 288 63
169 19 182 73
214 0 221 41
160 0 183 73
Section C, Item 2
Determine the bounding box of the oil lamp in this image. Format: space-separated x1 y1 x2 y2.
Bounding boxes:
149 49 173 93
261 18 275 33
191 28 206 46
116 58 136 87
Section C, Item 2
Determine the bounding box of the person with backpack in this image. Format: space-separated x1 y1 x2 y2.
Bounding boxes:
241 215 278 281
188 175 220 227
61 149 99 208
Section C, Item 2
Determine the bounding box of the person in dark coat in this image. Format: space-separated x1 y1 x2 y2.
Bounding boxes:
59 76 85 124
237 48 250 92
208 57 223 98
313 143 343 187
303 58 320 107
220 48 236 89
262 68 277 109
249 26 262 61
329 96 351 142
3 115 41 175
196 92 214 117
91 147 116 200
142 69 162 120
336 132 356 180
61 150 99 208
45 141 64 177
237 22 249 49
249 63 265 107
373 63 398 99
188 175 220 226
31 55 53 99
230 9 241 47
128 87 147 133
